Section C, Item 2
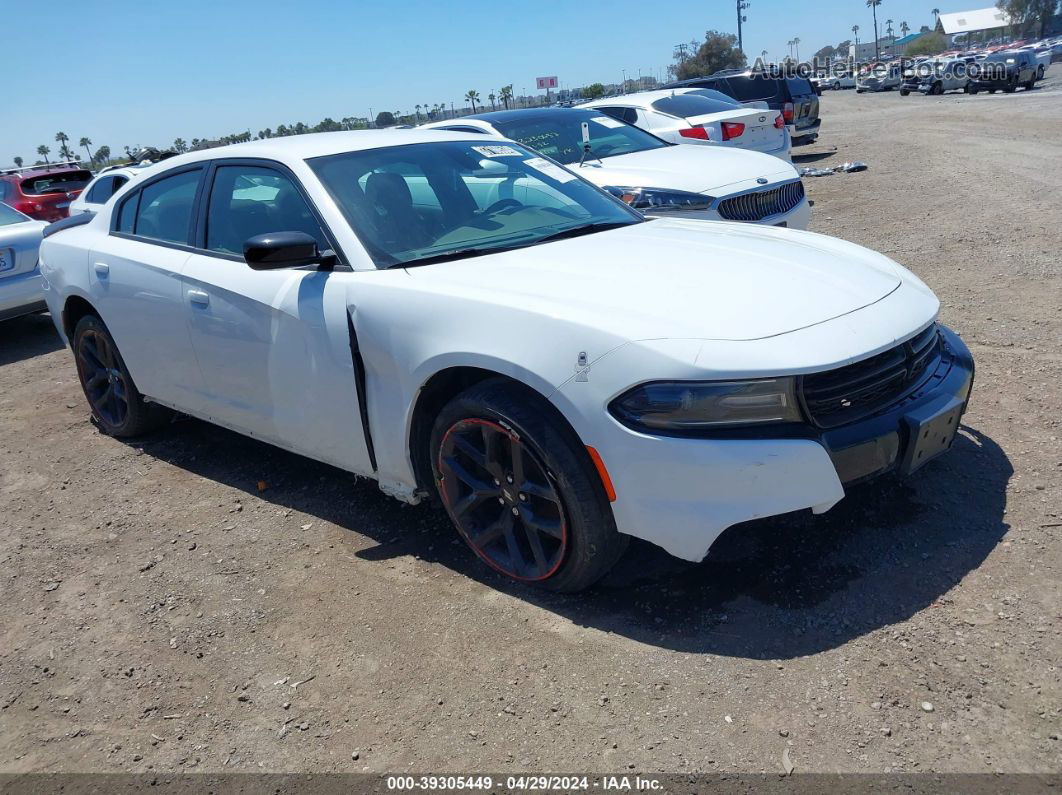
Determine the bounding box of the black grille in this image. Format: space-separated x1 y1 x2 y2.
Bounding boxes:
717 181 805 222
800 325 942 428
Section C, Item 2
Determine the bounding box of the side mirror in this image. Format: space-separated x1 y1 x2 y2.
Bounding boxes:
243 231 335 271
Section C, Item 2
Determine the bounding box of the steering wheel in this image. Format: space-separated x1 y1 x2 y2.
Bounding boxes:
482 198 523 215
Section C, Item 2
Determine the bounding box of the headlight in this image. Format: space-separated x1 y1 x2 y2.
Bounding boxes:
603 186 715 212
609 378 802 431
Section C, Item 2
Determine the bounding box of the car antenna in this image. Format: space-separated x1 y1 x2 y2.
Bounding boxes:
578 120 602 167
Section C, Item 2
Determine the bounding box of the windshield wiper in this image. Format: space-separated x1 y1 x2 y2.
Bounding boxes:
389 222 637 269
531 220 637 244
388 244 526 268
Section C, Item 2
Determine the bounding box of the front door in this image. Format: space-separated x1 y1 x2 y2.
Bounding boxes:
180 161 373 475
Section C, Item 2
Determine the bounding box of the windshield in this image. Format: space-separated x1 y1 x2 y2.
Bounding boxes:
680 88 743 107
651 93 739 117
486 111 668 165
310 140 641 267
0 202 30 225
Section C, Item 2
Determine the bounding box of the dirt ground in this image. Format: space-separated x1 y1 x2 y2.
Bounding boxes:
1 84 1060 777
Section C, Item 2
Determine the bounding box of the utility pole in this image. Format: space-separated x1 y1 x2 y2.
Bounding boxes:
736 0 749 52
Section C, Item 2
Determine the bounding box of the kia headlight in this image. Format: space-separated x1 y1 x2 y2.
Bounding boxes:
609 379 802 431
604 186 715 212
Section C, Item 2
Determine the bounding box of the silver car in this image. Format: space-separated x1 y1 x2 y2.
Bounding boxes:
0 202 46 321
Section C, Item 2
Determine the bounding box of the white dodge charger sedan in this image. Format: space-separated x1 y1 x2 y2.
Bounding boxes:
39 131 974 591
421 108 808 228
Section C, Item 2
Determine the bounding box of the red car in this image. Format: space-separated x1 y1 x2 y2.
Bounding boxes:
0 164 93 222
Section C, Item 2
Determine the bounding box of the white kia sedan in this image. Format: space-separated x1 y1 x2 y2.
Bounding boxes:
39 131 974 591
578 90 791 160
422 108 807 228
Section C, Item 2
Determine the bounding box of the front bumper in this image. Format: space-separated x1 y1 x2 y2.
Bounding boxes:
817 326 974 483
567 325 973 563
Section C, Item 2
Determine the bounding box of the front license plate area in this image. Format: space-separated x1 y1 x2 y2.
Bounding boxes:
900 394 965 475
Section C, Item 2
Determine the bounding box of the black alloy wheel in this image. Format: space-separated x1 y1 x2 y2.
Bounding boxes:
436 418 567 582
429 378 628 592
72 315 172 437
76 326 130 428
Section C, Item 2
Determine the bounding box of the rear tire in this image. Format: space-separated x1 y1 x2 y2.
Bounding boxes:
429 378 628 592
72 315 172 438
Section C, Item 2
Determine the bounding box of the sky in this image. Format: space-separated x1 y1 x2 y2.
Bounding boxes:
6 0 951 164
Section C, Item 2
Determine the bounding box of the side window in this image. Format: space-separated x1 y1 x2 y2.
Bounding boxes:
206 165 327 255
85 176 115 204
135 169 201 244
0 181 9 201
110 175 128 196
116 191 139 233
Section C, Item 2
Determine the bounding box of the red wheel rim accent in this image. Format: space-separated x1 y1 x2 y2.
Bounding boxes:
436 418 568 582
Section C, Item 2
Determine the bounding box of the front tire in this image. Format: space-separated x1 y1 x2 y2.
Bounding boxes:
72 315 172 438
430 378 628 592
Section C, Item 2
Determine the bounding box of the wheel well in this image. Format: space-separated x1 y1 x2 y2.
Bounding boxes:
406 366 588 496
62 296 98 340
409 367 503 492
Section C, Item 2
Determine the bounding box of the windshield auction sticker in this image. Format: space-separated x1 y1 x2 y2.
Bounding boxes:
523 157 576 183
471 145 523 158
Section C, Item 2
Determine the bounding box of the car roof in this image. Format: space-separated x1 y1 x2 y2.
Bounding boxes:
458 108 601 124
581 89 708 108
2 163 89 179
124 129 492 178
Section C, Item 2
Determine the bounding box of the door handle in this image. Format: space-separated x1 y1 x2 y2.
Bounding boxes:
93 262 109 276
187 289 210 306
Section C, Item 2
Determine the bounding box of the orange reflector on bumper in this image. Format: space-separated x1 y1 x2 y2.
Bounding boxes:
585 445 617 502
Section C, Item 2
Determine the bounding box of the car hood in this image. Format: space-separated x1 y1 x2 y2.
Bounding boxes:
565 144 797 195
406 218 915 342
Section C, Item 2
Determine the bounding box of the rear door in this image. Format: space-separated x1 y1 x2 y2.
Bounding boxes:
89 166 205 406
179 159 373 474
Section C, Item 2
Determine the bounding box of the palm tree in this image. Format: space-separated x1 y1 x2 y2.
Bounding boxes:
793 37 801 61
500 85 513 110
415 104 422 122
488 92 497 111
866 0 882 62
760 48 768 63
94 145 110 164
13 156 23 168
37 145 50 164
852 24 860 55
173 138 188 152
464 90 480 112
79 137 93 164
55 131 71 161
900 20 909 36
931 7 940 26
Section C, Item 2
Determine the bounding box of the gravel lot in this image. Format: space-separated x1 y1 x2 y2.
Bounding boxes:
1 84 1060 776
